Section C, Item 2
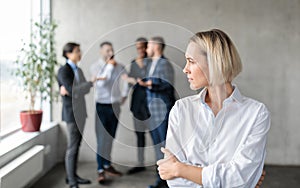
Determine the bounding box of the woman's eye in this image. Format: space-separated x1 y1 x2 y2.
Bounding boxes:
186 58 195 64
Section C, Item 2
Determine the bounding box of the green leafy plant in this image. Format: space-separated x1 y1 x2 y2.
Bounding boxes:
14 19 58 111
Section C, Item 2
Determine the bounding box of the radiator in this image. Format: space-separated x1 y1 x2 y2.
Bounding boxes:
0 145 44 188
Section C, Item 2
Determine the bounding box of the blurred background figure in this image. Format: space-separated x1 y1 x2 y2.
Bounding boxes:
57 42 94 188
138 36 176 188
123 37 150 175
90 41 128 184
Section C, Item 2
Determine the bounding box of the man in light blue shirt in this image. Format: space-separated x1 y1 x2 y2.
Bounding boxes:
90 41 128 184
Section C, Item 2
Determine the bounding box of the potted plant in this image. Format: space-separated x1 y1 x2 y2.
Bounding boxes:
14 19 58 132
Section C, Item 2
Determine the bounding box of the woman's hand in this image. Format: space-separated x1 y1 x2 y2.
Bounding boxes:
157 147 182 180
255 170 266 188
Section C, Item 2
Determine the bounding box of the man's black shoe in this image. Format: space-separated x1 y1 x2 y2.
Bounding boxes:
69 185 79 188
66 176 91 185
127 167 146 174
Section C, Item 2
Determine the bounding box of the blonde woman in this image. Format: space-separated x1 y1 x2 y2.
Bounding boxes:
157 29 269 188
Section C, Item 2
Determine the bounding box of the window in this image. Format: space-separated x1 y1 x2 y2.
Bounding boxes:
0 0 51 137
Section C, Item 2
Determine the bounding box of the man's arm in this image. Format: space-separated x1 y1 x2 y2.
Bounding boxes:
141 61 174 92
57 67 93 97
120 67 129 105
76 68 94 95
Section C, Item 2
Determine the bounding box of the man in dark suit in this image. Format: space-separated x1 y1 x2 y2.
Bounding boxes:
57 42 95 188
138 37 176 188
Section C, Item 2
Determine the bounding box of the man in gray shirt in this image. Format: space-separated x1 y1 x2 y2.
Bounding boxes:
90 41 127 184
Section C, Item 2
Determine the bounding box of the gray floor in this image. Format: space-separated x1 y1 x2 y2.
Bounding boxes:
32 163 300 188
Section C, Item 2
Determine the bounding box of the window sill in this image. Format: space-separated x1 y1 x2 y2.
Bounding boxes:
0 127 22 140
0 122 58 168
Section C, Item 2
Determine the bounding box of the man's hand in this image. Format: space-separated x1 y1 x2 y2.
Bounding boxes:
107 58 117 66
121 96 127 105
96 77 107 81
255 170 266 188
137 79 152 87
60 86 69 96
91 76 97 83
122 74 137 85
91 75 107 82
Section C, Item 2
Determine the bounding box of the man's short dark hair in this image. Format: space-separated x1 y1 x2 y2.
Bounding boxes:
136 37 148 47
151 36 165 51
62 42 80 59
100 41 113 48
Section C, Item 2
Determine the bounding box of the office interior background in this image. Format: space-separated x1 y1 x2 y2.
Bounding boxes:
0 0 299 187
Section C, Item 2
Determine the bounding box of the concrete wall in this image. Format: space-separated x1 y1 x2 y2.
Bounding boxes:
52 0 300 165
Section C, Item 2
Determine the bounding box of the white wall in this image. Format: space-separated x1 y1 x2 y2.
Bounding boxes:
52 0 300 165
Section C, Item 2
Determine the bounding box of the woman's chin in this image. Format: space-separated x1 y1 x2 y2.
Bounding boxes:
190 82 208 90
190 84 200 91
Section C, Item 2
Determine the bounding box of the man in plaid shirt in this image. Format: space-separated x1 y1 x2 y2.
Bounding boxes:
138 36 176 188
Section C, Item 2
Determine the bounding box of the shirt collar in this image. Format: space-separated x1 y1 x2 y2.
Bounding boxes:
230 85 243 103
67 59 77 70
199 84 243 105
199 87 207 105
151 56 161 65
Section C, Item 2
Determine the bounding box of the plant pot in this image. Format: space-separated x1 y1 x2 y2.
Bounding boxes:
20 110 43 132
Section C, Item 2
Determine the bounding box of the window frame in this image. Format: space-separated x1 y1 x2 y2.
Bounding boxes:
0 0 52 139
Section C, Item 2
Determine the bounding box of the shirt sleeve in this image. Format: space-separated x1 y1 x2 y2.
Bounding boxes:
121 76 129 97
120 65 128 97
166 101 189 187
57 66 92 97
202 105 270 188
128 60 135 78
90 63 98 77
166 101 182 156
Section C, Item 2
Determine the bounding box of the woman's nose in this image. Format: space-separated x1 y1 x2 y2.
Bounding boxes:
183 64 189 74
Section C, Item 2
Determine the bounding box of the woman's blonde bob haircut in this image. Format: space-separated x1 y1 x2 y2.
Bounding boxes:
190 29 242 86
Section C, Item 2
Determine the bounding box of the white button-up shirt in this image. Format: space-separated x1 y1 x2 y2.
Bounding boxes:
166 86 270 188
148 57 159 76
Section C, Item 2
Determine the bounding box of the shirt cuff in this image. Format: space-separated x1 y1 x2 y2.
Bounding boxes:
202 165 214 187
121 93 128 97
